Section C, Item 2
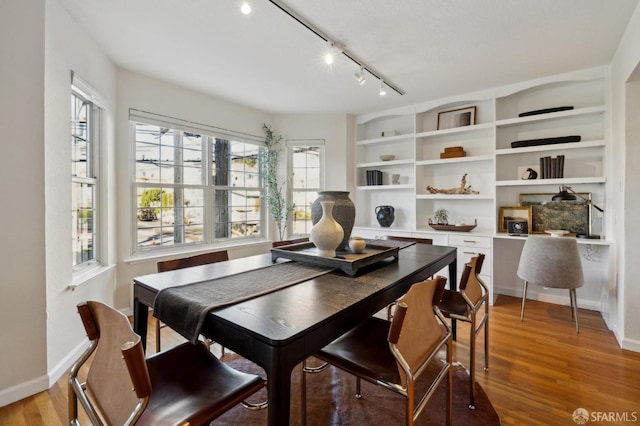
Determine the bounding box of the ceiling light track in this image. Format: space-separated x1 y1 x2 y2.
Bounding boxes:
265 0 405 96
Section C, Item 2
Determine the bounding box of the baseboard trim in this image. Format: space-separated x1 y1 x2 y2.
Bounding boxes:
496 288 602 311
48 340 88 387
0 340 87 408
621 336 640 352
0 375 49 408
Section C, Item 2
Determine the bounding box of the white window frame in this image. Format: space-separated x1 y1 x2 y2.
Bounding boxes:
71 72 104 272
286 139 325 237
129 109 266 254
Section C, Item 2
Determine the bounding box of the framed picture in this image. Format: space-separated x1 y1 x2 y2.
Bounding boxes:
498 206 532 234
519 192 591 234
437 106 477 130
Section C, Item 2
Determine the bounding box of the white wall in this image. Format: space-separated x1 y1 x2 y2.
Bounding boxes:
44 0 118 384
274 114 354 191
0 0 119 407
0 0 48 406
611 2 640 351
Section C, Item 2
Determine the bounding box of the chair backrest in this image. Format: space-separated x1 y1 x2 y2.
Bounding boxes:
74 301 151 426
157 250 229 272
389 276 448 385
459 254 486 305
384 235 433 245
517 236 584 289
272 237 310 247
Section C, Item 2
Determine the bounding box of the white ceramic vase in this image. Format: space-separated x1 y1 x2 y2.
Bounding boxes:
310 200 344 258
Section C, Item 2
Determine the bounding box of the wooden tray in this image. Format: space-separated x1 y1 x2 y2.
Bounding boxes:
270 242 399 276
428 218 477 232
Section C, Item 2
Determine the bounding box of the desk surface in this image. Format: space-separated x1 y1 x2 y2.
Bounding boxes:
133 243 457 425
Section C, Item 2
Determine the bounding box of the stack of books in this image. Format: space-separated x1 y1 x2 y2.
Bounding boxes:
366 170 383 185
539 155 565 179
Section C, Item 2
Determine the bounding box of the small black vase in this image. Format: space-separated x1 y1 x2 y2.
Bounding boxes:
375 205 395 227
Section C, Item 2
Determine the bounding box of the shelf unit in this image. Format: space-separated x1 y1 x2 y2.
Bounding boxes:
354 67 608 237
353 67 611 307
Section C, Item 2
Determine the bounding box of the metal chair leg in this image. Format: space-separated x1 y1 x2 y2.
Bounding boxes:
469 314 476 409
570 288 580 333
520 280 529 321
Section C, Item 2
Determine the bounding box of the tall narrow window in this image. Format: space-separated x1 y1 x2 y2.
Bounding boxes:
288 141 324 235
71 91 99 267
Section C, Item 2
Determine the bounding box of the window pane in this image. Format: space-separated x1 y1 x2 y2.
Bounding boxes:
291 190 317 234
136 187 204 247
72 182 94 266
71 95 89 178
215 189 261 239
212 139 260 188
289 144 322 235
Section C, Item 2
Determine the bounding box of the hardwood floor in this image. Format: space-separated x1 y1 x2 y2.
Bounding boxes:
2 295 639 425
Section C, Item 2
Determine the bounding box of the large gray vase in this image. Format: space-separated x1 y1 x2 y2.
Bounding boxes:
311 191 355 251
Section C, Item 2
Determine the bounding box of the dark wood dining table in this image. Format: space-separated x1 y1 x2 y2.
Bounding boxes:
132 243 457 425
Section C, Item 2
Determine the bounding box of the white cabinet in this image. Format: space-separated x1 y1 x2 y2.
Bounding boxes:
448 234 493 303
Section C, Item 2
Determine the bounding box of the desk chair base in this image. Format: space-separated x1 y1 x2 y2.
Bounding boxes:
521 281 580 333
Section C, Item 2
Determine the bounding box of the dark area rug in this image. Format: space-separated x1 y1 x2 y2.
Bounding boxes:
215 354 500 425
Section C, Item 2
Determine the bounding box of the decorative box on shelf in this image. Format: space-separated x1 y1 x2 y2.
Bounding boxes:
440 146 466 159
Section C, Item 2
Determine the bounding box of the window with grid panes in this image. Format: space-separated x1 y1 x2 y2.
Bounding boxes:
289 142 323 235
72 91 100 267
133 119 265 251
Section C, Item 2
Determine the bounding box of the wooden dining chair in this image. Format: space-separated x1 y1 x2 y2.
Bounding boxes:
383 236 433 319
271 237 309 247
155 250 229 353
69 301 265 426
302 276 452 426
438 254 489 409
383 235 433 245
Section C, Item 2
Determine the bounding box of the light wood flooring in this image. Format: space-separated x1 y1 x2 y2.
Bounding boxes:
2 295 640 425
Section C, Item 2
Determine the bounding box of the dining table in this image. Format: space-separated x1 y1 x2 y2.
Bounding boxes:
132 242 457 425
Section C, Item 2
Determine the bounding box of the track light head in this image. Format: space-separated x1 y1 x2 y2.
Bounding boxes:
354 67 366 85
324 41 342 65
379 80 387 96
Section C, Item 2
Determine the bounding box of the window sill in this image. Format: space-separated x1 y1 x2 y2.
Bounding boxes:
123 238 272 264
69 263 116 290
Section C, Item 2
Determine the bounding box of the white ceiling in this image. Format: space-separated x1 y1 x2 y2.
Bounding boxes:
57 0 638 116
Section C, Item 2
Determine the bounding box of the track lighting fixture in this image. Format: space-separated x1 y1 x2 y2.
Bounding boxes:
240 1 251 14
354 67 366 85
324 41 342 65
265 0 404 96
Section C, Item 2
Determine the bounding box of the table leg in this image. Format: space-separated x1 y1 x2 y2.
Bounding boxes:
133 296 149 352
265 356 295 426
449 257 458 340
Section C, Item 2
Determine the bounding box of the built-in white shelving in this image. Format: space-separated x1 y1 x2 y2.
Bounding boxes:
353 68 611 307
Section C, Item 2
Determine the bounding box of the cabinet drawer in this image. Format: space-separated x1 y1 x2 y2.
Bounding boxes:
449 234 492 249
457 248 492 276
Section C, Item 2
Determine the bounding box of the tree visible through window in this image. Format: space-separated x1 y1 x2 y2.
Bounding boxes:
133 120 264 250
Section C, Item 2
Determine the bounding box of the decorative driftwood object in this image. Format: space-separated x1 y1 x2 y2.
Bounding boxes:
426 174 479 195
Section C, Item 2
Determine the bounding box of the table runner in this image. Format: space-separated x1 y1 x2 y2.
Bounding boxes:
153 261 334 343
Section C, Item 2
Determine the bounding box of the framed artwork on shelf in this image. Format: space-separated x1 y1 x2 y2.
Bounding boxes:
498 205 532 234
519 192 591 235
437 106 477 130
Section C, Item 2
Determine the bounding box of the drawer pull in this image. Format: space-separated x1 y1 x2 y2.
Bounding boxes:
463 251 477 255
463 240 477 243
